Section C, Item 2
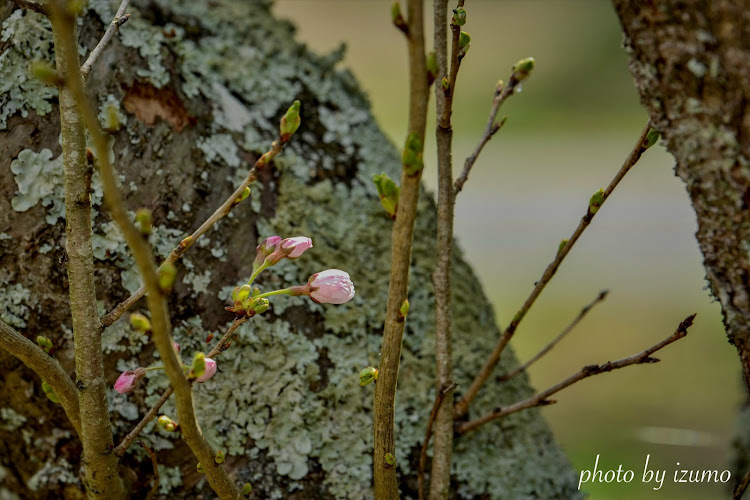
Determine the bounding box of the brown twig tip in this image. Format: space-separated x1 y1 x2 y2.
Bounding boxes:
116 13 131 27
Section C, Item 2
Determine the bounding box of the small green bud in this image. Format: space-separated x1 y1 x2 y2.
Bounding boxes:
458 31 471 57
557 239 569 257
359 366 379 386
426 51 438 86
588 188 605 215
179 235 193 250
41 380 61 404
644 128 660 150
215 450 225 464
252 287 261 298
158 415 177 432
385 453 396 466
399 299 409 319
36 336 53 354
190 352 206 380
235 186 251 204
391 1 408 34
253 298 270 315
373 172 400 219
135 208 152 235
197 462 205 474
29 61 63 86
130 313 151 334
441 77 450 91
279 100 301 142
237 284 253 303
158 262 177 292
401 132 424 176
242 483 253 495
511 57 535 84
452 7 467 26
512 310 525 325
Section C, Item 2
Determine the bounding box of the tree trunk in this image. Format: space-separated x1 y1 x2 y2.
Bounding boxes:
612 0 750 483
0 1 579 498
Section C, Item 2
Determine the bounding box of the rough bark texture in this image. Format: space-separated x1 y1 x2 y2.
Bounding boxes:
0 1 579 498
611 0 750 482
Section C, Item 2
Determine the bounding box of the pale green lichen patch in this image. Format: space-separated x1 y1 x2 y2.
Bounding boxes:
0 407 26 432
157 465 183 495
9 149 65 224
0 10 57 129
197 133 241 168
0 280 34 329
27 458 77 491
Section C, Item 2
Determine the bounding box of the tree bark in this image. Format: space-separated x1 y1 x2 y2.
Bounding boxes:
612 0 750 482
0 1 579 498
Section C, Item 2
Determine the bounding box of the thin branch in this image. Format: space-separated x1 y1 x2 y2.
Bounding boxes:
80 0 131 79
735 467 750 500
100 140 286 329
457 314 695 434
372 0 430 496
114 318 247 458
11 0 47 14
454 122 652 419
137 440 160 500
52 2 240 495
499 290 608 383
418 382 457 500
0 319 81 436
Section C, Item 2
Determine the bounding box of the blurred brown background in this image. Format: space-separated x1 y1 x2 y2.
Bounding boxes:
275 1 743 498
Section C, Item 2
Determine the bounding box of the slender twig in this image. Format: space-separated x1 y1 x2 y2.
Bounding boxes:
0 319 81 436
137 440 160 500
52 2 240 496
499 290 608 382
11 0 47 14
454 122 652 419
48 3 125 497
80 0 131 78
735 467 750 500
114 318 247 457
457 314 695 434
428 1 462 498
100 141 286 329
372 0 430 496
418 382 457 500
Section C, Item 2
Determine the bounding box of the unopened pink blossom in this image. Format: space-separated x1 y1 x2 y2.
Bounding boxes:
281 236 313 259
195 358 217 383
114 368 145 394
309 269 355 304
258 236 282 253
173 342 181 354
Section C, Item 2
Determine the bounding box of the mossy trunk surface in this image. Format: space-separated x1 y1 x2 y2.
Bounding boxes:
0 1 579 498
612 0 750 482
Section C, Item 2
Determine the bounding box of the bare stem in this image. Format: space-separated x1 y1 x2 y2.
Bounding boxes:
0 319 81 436
457 314 695 434
137 440 160 500
454 122 652 419
114 318 247 458
101 140 286 329
417 382 456 500
498 290 608 382
80 0 131 79
48 3 125 496
373 0 430 496
735 467 750 500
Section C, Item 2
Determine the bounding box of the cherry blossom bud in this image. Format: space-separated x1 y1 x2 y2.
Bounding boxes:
114 368 146 394
452 7 467 26
254 236 283 268
281 236 313 259
279 100 301 142
359 366 379 386
588 188 605 215
190 352 206 380
309 269 355 304
158 415 177 432
196 358 217 383
130 313 151 333
173 342 181 354
215 450 225 464
237 284 253 302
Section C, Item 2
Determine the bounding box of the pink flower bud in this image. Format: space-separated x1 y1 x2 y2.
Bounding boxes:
114 368 146 394
281 236 313 259
195 358 217 383
254 236 283 268
308 269 355 304
173 342 181 354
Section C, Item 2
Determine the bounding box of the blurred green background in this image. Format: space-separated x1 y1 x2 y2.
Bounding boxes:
275 1 743 498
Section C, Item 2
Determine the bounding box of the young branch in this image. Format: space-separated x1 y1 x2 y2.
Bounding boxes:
48 3 125 496
51 3 240 496
417 382 457 500
80 0 131 79
735 467 750 500
137 440 160 500
456 314 695 434
0 319 81 436
373 0 430 497
454 122 652 419
100 140 286 328
498 290 608 383
428 1 462 498
114 318 247 457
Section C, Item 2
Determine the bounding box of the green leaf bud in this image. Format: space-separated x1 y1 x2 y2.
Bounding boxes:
41 380 61 403
29 61 63 86
36 336 53 354
399 299 409 319
391 1 408 34
279 100 301 142
458 31 471 57
359 366 379 386
588 188 605 215
158 262 177 292
197 462 205 474
452 7 467 26
401 132 424 176
158 415 177 432
130 313 151 334
243 483 253 495
373 172 400 219
237 284 253 303
644 128 660 150
235 186 251 204
557 239 569 257
215 450 225 464
385 453 396 466
426 51 438 86
511 57 535 85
